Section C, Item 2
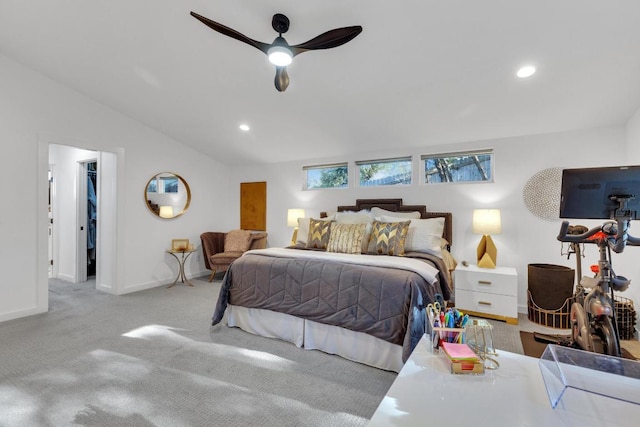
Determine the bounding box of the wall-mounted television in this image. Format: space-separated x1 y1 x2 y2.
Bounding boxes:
559 166 640 220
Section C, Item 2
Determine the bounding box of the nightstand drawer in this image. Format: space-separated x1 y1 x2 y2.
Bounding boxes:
455 289 518 318
455 267 517 296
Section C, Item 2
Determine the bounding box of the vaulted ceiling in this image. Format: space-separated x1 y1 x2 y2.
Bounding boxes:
1 1 640 164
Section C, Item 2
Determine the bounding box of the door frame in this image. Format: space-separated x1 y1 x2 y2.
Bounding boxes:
48 165 57 278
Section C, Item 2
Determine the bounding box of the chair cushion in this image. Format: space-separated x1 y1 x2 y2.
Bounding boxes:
225 229 253 252
210 251 244 266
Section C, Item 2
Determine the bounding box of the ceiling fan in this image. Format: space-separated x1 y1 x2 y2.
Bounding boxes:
190 11 363 92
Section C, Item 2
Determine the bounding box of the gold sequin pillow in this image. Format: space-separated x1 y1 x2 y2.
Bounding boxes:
306 218 333 250
367 220 410 256
327 223 367 254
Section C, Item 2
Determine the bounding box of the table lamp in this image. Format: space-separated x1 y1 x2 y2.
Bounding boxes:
473 209 501 268
287 208 305 245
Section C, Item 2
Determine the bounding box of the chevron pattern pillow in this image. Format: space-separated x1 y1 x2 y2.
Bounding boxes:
367 220 410 256
306 218 333 250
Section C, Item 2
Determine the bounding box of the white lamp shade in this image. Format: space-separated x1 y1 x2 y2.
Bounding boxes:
473 209 501 235
287 208 305 227
159 205 174 218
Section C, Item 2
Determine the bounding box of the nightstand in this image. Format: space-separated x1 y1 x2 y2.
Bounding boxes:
455 264 518 324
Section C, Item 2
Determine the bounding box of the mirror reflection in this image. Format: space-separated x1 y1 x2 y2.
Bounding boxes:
145 172 191 219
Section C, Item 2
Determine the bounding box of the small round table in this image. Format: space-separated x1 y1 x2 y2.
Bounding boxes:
166 249 197 288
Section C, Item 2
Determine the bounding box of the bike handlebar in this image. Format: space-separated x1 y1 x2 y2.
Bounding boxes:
557 219 640 253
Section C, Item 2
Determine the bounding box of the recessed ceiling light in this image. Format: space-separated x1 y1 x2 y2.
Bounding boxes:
239 124 250 131
517 66 536 78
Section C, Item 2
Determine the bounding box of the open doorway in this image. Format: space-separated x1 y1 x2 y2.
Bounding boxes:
48 144 117 292
87 161 97 278
77 159 98 282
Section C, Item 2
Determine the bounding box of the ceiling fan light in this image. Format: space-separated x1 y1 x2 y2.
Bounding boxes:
268 46 293 66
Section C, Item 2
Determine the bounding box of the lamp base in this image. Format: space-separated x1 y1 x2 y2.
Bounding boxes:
477 234 497 269
290 227 298 246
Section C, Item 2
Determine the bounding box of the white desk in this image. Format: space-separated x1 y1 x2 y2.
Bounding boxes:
368 336 639 426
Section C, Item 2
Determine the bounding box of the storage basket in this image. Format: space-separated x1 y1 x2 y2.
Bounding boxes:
527 290 572 329
615 295 637 340
527 263 575 328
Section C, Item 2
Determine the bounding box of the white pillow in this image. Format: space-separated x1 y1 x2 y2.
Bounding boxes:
400 217 446 256
335 209 374 224
371 207 421 219
296 217 310 245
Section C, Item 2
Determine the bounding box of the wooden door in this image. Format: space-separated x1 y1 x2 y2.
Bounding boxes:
240 182 266 231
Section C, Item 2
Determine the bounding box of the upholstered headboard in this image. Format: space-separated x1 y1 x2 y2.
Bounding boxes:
323 198 453 246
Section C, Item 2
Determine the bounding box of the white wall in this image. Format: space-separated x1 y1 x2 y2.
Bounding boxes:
0 52 233 322
627 107 640 161
229 125 640 317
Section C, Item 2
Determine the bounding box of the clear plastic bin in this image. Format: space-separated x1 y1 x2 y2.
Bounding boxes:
539 344 640 409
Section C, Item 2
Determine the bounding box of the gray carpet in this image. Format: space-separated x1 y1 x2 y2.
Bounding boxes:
0 277 525 427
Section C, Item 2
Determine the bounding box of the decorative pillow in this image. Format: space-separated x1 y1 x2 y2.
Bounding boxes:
327 223 367 254
306 218 333 249
371 207 421 219
440 246 458 273
224 229 253 252
367 220 411 256
297 216 334 246
403 217 445 256
335 210 373 253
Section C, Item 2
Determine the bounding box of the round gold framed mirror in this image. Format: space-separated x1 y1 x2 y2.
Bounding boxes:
144 172 191 219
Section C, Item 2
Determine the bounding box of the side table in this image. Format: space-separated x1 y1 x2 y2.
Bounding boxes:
455 263 518 324
166 249 197 288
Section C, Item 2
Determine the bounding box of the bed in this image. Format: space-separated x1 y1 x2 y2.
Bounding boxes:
211 199 455 372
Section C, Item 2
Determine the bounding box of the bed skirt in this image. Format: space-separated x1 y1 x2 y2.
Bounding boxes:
227 305 404 373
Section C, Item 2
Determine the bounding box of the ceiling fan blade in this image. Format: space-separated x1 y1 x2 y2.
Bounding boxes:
190 11 270 54
274 67 290 92
291 26 362 56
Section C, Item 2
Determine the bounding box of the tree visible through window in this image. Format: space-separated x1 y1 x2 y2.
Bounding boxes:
422 150 493 183
357 157 412 186
304 163 348 189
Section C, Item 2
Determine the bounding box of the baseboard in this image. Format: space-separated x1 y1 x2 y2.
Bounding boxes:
0 305 47 323
56 273 75 282
121 270 209 294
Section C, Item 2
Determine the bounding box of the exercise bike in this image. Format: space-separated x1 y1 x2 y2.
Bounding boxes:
557 196 640 357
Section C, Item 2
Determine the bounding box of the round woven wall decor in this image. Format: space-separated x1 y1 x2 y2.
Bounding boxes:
522 167 563 221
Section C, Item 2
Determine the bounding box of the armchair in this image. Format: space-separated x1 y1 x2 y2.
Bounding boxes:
200 230 268 282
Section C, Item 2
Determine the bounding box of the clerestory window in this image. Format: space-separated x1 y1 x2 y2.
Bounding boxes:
421 150 493 184
303 163 349 190
356 157 412 187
